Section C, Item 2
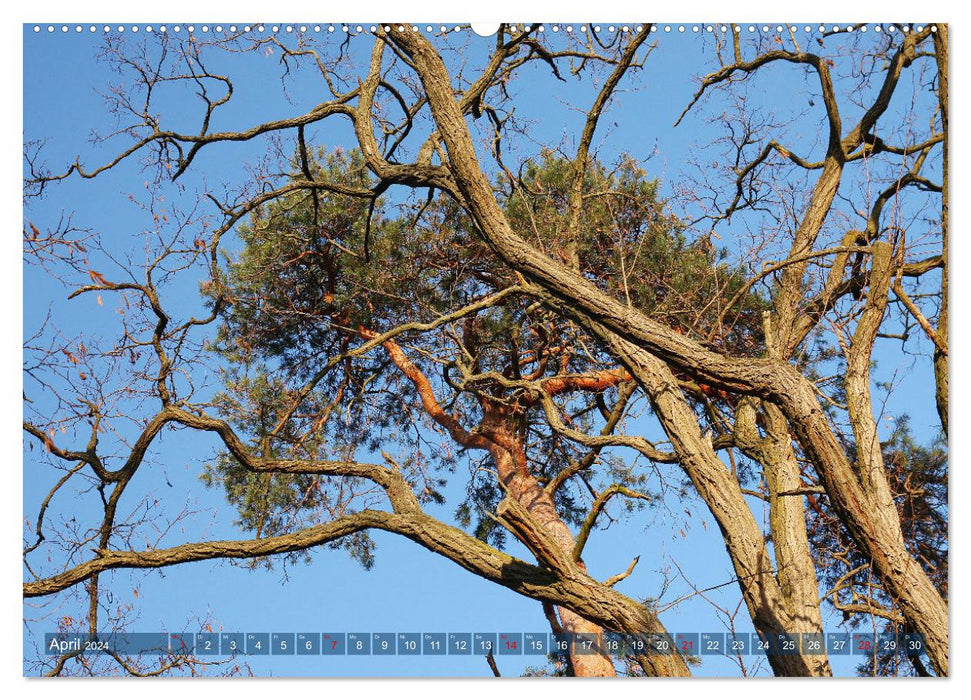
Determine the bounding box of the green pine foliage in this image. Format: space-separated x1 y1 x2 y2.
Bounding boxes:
201 146 767 566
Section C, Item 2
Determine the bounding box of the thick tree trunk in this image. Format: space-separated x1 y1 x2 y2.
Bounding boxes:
774 366 949 676
933 24 949 436
760 405 831 675
762 291 832 674
485 420 624 676
840 242 947 675
594 328 830 676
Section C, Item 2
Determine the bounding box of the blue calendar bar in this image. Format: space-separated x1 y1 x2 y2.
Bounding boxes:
42 630 927 657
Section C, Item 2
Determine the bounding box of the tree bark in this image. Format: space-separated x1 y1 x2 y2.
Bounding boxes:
760 404 831 675
485 419 624 676
932 24 949 436
592 325 830 676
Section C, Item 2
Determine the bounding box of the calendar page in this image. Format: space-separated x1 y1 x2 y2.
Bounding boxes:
22 17 948 680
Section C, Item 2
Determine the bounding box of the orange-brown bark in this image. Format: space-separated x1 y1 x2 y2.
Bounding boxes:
364 330 686 675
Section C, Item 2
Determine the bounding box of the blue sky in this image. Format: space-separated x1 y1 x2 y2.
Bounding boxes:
22 21 944 679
